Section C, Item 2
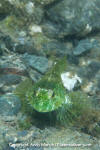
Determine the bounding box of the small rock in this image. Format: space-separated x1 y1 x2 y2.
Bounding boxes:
0 53 27 71
73 39 98 56
22 53 48 74
25 2 35 14
29 25 42 35
28 69 42 82
13 41 35 54
0 94 21 116
41 41 70 57
0 74 22 85
78 61 100 79
17 130 28 137
0 134 9 150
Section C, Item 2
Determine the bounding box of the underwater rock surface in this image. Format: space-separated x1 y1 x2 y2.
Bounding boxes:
45 0 100 38
0 94 21 116
73 39 99 56
22 53 49 74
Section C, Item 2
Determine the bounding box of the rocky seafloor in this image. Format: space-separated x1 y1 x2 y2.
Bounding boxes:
0 0 100 150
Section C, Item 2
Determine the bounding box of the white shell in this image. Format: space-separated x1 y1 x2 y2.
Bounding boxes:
61 72 82 91
29 25 42 35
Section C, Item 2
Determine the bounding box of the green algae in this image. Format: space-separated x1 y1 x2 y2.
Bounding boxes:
5 15 25 31
32 33 50 52
18 117 32 130
14 57 67 112
56 91 92 125
56 91 100 136
14 57 100 135
14 78 34 114
26 83 66 112
25 56 67 112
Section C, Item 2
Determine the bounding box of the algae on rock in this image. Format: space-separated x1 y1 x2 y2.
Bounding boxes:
56 91 100 135
14 78 34 114
14 57 67 113
26 83 66 112
26 56 67 112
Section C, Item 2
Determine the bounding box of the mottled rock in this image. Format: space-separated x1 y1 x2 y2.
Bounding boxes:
41 40 72 57
42 21 61 39
44 128 100 150
4 1 44 24
0 134 9 150
17 130 28 137
0 74 21 85
73 39 99 56
22 54 48 74
28 69 42 82
0 54 27 74
78 61 100 79
45 0 100 38
0 94 21 116
29 32 50 55
14 41 35 54
0 1 13 18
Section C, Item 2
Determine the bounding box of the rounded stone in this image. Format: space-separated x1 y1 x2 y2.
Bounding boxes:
0 94 21 116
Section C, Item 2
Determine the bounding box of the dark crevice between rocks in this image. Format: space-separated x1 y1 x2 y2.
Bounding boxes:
67 54 79 65
44 0 63 9
65 29 100 41
0 14 7 21
86 29 100 38
32 111 56 129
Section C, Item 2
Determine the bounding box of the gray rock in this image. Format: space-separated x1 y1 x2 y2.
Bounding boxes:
0 85 18 94
42 21 61 38
13 40 38 54
0 74 21 85
41 41 71 57
22 54 48 74
78 61 100 79
0 33 13 54
0 94 21 116
0 54 27 71
28 69 42 82
0 1 13 18
73 39 99 55
0 134 9 150
17 130 28 137
45 0 100 38
13 42 34 54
